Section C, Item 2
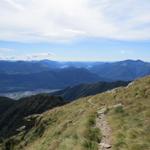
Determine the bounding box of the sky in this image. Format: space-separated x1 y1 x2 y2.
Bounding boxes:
0 0 150 61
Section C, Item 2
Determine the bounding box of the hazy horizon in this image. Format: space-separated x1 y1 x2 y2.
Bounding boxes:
0 58 150 63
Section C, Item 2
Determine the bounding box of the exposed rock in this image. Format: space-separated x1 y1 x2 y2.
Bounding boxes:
110 103 123 109
97 107 107 115
16 126 26 132
100 143 112 149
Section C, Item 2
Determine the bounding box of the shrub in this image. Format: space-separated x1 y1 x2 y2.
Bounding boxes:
87 114 96 127
83 140 98 150
86 128 101 143
115 106 124 114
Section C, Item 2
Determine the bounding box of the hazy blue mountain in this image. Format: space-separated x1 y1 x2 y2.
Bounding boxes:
1 60 150 81
39 60 63 69
0 60 51 74
0 59 150 93
0 67 104 93
0 60 105 74
58 61 105 69
90 60 150 81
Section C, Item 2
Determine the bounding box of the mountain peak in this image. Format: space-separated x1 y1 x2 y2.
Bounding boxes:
121 59 144 63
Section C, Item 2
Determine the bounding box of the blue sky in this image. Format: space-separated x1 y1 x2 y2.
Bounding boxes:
0 38 150 61
0 0 150 61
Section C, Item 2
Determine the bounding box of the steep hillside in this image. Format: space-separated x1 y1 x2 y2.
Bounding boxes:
0 95 65 139
0 76 150 150
53 81 129 101
0 97 16 114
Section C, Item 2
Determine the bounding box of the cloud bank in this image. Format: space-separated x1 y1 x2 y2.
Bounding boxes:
0 0 150 42
0 52 56 60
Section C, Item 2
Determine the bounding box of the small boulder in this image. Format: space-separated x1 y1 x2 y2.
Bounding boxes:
97 107 107 115
100 143 112 149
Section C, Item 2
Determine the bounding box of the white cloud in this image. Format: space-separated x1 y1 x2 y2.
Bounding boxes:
0 52 57 60
4 0 24 10
120 49 134 55
25 52 56 60
0 47 14 52
0 0 150 42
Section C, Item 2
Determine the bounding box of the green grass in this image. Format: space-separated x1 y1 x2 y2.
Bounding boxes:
82 112 102 150
0 97 102 150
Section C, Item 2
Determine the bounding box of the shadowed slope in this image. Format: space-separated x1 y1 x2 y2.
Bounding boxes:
0 97 16 114
53 81 129 101
0 95 65 138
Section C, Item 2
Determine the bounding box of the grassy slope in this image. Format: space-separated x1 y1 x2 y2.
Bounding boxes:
0 95 66 139
1 76 150 150
93 76 150 150
1 96 101 150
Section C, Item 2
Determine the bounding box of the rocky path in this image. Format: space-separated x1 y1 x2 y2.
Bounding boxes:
87 98 122 150
97 107 112 150
87 97 97 107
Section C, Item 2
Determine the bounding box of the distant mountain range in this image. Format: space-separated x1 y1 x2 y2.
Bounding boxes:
0 67 103 93
0 59 150 93
0 60 104 74
90 59 150 81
